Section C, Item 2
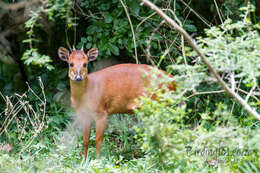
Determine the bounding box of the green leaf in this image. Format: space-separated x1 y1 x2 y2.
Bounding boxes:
184 24 197 32
131 1 140 15
81 37 87 43
21 49 54 71
106 49 111 56
46 65 54 71
87 25 97 34
100 3 110 10
86 43 92 49
109 43 119 56
104 14 113 23
87 36 92 41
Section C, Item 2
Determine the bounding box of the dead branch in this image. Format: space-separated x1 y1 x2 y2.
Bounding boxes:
140 0 260 121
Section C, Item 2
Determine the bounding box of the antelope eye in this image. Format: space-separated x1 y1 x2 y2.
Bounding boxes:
83 63 87 68
69 63 74 67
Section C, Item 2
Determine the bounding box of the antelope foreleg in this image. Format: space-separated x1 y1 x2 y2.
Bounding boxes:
82 118 92 159
95 114 108 158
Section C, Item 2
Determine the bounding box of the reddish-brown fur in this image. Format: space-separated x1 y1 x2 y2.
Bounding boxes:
58 47 175 159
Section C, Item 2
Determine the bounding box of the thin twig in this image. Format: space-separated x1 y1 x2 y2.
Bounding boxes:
65 27 72 52
146 20 165 65
177 0 212 27
187 87 260 102
231 77 243 115
169 4 188 66
213 0 224 24
230 73 235 92
119 0 138 64
187 90 225 99
75 3 103 20
73 1 77 48
136 12 157 32
245 76 257 102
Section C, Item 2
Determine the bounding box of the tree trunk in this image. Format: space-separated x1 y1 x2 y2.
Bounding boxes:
256 0 260 17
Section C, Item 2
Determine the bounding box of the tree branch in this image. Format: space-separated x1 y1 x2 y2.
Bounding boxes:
140 0 260 121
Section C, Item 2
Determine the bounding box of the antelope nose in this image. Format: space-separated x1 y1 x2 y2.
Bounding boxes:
75 75 83 81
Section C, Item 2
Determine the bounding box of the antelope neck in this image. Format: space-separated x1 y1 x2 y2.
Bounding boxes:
70 77 88 103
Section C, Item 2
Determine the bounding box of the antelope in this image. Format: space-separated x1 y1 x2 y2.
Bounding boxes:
58 46 175 159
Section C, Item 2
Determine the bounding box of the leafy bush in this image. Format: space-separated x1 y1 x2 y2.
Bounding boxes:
134 70 260 172
22 49 54 70
133 7 260 172
195 5 260 86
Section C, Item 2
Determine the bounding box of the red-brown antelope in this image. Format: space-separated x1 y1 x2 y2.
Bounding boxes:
58 46 175 159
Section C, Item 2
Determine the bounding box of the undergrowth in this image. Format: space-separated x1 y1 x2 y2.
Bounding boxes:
0 73 259 173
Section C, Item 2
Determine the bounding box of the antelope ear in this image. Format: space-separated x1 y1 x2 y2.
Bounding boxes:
87 48 98 62
58 47 70 62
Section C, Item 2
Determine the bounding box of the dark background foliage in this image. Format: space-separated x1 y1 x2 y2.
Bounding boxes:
0 0 252 97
